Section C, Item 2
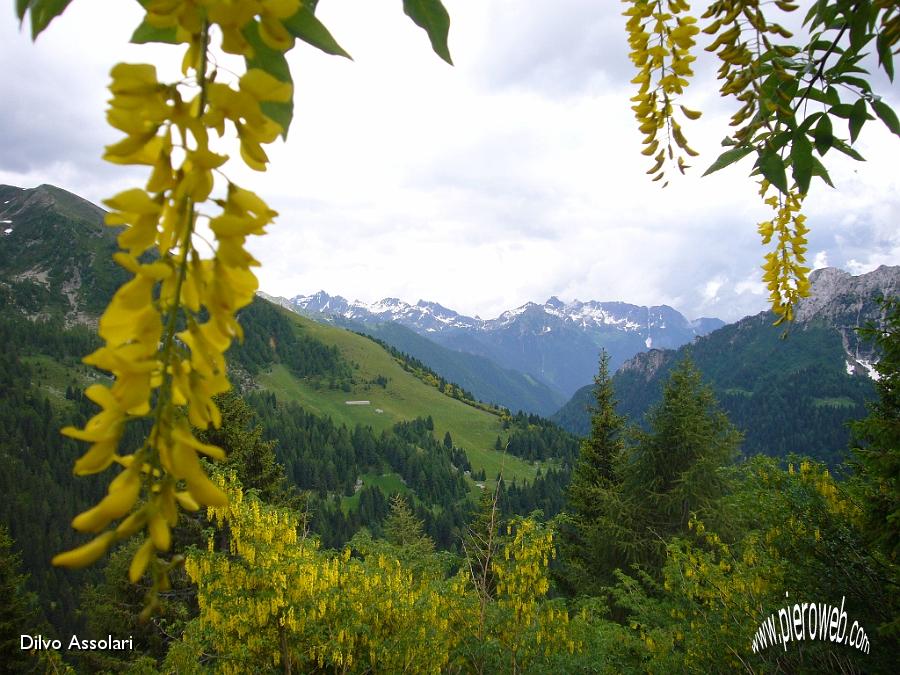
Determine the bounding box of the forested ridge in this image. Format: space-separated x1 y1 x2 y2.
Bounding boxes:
554 308 885 468
2 293 897 673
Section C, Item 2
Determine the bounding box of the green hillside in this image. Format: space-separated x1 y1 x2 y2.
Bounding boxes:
0 184 128 317
0 183 537 485
253 309 537 483
338 319 567 415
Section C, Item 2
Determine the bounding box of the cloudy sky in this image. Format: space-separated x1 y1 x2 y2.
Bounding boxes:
2 0 898 322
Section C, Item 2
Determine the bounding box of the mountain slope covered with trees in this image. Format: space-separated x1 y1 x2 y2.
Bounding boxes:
553 266 896 467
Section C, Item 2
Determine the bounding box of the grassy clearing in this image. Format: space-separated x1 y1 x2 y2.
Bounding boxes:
812 397 857 409
257 313 537 483
22 355 98 411
341 472 410 513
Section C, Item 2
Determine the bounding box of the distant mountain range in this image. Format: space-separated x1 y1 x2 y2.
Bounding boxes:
261 290 724 408
552 265 898 466
285 291 723 339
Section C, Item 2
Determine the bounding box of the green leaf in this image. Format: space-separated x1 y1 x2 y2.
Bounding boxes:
130 20 178 45
758 150 789 194
829 103 855 119
836 75 872 93
831 138 865 161
803 0 828 28
803 87 832 106
848 98 869 143
791 132 814 195
283 6 352 59
243 21 294 139
19 0 73 39
813 114 833 155
849 0 871 52
877 33 894 81
403 0 453 65
808 38 839 54
810 156 835 188
798 111 823 135
702 146 754 176
871 99 900 136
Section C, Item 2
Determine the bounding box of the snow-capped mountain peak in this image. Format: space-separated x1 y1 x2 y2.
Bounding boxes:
282 290 727 397
288 291 724 337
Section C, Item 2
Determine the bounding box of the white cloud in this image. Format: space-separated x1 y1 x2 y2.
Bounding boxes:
703 277 726 302
735 276 765 296
813 251 829 270
2 1 898 325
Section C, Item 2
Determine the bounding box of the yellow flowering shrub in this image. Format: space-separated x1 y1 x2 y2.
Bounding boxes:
615 455 873 673
167 477 581 673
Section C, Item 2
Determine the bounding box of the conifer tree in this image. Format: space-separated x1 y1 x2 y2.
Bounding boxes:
383 494 434 561
621 355 741 569
570 351 624 496
558 351 630 596
197 392 290 505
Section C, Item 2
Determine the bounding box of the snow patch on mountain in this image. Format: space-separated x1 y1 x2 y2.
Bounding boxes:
859 359 881 381
288 292 722 342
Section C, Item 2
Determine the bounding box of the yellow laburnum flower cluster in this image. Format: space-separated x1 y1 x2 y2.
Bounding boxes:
145 0 301 58
701 0 797 141
183 477 462 673
52 0 293 601
173 478 582 672
491 519 579 662
623 0 701 184
757 182 810 323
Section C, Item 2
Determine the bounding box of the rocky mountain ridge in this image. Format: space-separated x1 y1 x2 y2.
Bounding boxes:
277 290 725 398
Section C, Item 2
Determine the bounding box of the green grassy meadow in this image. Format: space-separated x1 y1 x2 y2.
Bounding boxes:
257 313 538 483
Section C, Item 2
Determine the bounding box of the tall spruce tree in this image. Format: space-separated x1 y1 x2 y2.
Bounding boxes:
558 351 631 596
383 495 435 561
570 351 624 494
198 392 290 505
621 355 741 569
